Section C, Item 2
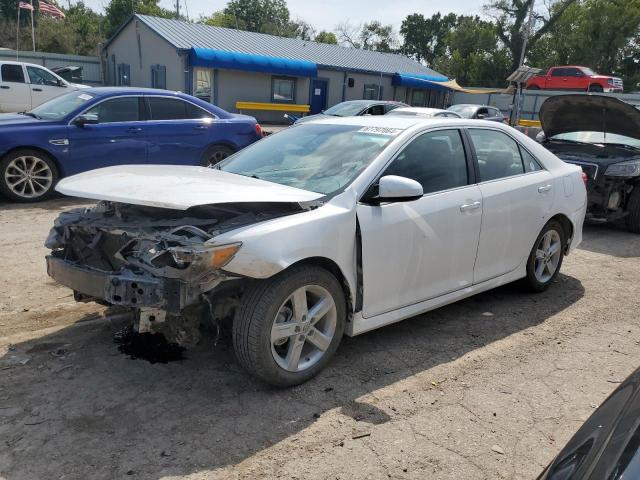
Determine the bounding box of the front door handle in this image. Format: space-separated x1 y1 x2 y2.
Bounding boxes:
194 125 208 130
32 88 43 92
127 127 143 133
459 201 481 212
538 184 552 193
0 85 9 89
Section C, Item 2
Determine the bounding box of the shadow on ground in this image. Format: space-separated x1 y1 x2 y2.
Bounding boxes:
0 275 584 479
0 194 91 211
579 222 640 258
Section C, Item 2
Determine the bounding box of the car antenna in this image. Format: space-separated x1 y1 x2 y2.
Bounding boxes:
603 104 607 143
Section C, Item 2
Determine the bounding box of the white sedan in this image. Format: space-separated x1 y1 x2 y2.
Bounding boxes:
46 116 587 386
386 106 462 118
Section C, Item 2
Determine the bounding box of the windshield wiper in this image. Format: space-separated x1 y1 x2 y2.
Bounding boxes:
18 111 40 119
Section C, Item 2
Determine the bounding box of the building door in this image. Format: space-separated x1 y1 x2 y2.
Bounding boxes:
310 79 328 114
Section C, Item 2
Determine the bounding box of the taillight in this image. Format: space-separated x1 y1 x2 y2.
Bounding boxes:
255 123 263 137
581 172 588 187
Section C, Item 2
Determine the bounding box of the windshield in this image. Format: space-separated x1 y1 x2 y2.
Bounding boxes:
447 105 476 118
218 124 399 195
551 131 640 148
324 102 368 117
30 91 95 120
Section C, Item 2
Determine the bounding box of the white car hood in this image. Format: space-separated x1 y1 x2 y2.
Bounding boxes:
56 165 324 210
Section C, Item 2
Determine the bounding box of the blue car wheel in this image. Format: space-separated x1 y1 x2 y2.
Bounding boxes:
0 149 59 203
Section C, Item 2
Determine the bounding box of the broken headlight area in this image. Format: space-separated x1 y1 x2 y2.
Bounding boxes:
45 200 301 310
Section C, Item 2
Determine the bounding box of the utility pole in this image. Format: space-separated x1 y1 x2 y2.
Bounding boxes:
175 0 179 18
518 0 536 68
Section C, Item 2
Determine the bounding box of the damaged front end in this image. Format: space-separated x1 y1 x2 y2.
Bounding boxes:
45 200 304 344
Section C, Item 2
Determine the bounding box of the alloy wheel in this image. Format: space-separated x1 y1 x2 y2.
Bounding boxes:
270 285 337 372
4 155 53 199
534 229 562 283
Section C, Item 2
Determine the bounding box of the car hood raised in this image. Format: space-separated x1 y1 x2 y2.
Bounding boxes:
540 94 640 140
56 165 324 210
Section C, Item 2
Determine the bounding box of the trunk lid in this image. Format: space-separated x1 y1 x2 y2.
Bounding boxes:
55 165 324 210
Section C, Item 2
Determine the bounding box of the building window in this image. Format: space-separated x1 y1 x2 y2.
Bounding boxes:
363 84 381 100
117 63 130 86
151 65 166 89
271 76 295 103
411 90 425 106
194 68 213 103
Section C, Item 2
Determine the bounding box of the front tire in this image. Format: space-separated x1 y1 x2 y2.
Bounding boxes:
232 265 346 387
625 188 640 233
0 149 58 202
523 220 566 292
588 84 603 92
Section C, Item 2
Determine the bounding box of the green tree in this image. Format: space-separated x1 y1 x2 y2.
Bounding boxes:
400 12 457 65
104 0 173 37
336 20 397 52
221 0 291 35
485 0 577 74
314 30 337 44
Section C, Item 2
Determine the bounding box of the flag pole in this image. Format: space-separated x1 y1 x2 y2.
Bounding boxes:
30 0 35 51
16 4 20 60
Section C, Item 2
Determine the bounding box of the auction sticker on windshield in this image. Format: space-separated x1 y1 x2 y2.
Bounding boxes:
357 126 403 136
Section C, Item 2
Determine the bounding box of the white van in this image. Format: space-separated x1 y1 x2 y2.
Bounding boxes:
0 61 89 113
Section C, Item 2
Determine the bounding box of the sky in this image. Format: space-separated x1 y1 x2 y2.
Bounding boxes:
84 0 486 33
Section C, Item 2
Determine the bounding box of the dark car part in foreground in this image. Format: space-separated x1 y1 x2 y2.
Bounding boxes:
538 94 640 232
538 366 640 480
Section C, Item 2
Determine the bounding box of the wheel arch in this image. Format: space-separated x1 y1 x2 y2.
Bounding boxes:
285 256 355 315
548 213 574 253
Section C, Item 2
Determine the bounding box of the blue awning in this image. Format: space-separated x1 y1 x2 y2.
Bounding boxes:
189 48 318 77
392 72 451 90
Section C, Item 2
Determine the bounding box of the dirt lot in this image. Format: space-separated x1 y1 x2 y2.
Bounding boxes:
1 197 640 480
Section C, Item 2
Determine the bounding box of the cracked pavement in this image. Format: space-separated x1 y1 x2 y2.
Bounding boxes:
1 198 640 479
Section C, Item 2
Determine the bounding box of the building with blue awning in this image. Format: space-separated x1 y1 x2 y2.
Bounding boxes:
102 15 451 121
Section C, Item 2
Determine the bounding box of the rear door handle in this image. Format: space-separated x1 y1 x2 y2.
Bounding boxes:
194 125 208 130
127 127 143 133
538 184 552 193
459 201 481 212
0 85 9 89
32 88 42 92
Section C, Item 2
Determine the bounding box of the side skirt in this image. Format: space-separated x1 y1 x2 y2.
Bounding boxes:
345 266 526 337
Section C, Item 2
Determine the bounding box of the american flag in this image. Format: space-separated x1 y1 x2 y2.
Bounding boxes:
18 1 34 10
38 0 65 19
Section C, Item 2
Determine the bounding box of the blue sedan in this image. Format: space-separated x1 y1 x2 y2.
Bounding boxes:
0 87 263 202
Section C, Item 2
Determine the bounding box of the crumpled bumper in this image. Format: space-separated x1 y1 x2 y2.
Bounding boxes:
46 255 188 313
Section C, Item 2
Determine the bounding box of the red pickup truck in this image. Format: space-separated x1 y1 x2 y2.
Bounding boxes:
526 66 623 93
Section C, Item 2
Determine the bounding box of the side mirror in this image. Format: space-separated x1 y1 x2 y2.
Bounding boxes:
535 131 547 143
57 79 67 87
476 113 488 119
366 175 423 204
73 114 98 127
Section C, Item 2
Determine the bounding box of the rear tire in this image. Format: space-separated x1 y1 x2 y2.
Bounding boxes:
588 84 603 92
625 188 640 233
0 149 58 202
202 145 234 167
232 265 346 387
523 220 566 292
526 85 540 90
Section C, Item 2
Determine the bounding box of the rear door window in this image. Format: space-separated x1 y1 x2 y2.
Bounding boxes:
469 129 526 181
1 64 25 83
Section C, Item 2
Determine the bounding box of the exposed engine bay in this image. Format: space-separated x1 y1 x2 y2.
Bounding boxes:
45 200 310 345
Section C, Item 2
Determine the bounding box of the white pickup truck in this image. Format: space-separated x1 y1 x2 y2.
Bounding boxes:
0 61 88 112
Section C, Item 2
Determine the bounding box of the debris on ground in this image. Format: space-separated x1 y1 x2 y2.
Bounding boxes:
491 445 505 455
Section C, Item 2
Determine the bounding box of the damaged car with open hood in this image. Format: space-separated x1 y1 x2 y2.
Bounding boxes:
46 116 586 386
537 94 640 232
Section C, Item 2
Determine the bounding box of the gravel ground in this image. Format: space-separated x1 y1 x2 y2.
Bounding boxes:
1 197 639 480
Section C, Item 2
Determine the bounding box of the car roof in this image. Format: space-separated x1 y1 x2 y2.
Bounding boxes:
335 100 406 107
81 87 186 96
0 60 53 69
303 114 464 130
388 107 448 115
